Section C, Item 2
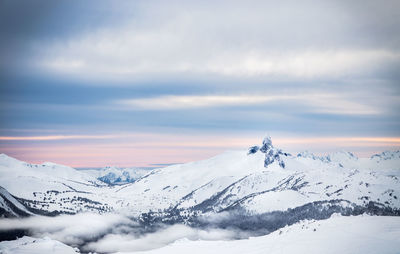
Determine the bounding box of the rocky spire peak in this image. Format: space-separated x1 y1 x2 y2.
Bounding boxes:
247 136 290 169
260 136 273 153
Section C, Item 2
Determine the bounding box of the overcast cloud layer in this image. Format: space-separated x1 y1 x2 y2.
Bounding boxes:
0 0 399 166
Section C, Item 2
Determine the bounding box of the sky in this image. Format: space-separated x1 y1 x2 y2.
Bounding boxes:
0 0 400 167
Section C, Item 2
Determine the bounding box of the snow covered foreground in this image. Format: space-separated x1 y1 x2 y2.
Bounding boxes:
0 236 78 254
128 215 400 254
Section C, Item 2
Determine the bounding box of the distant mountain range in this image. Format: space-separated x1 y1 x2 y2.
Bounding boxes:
82 166 152 185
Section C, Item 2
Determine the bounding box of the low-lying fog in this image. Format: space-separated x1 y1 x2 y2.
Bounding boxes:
0 213 253 253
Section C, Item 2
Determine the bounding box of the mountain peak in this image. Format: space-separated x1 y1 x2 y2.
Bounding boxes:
248 136 289 168
260 136 273 153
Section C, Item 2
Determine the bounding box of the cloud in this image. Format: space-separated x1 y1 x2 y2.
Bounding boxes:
0 213 134 246
115 93 381 115
22 0 399 81
2 1 400 84
0 213 249 253
1 0 399 165
40 47 400 81
86 223 243 253
117 95 281 109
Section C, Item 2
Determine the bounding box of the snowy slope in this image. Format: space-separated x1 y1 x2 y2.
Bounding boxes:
0 154 118 215
0 236 79 254
114 149 268 213
130 215 400 254
0 186 34 217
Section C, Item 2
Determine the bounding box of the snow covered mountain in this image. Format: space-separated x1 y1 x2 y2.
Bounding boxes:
114 137 399 218
0 137 399 253
0 153 116 216
82 166 152 185
0 137 399 223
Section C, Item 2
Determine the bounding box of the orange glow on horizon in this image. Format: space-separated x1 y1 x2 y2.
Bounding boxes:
1 134 399 168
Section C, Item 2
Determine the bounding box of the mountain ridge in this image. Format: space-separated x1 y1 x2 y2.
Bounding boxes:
0 137 399 221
